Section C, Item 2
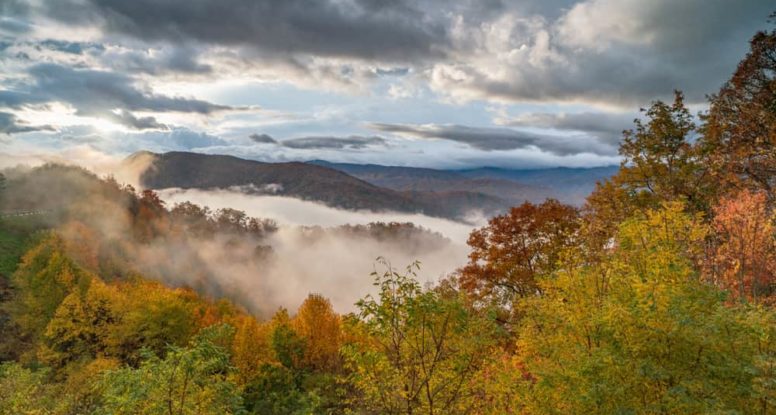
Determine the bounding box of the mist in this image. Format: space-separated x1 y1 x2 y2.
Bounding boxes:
157 187 479 313
1 161 480 315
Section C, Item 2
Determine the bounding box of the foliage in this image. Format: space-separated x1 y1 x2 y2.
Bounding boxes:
7 233 94 360
0 363 60 414
709 189 776 304
95 324 245 415
701 26 776 202
292 294 342 372
1 23 776 413
457 199 579 324
343 260 503 414
491 203 775 414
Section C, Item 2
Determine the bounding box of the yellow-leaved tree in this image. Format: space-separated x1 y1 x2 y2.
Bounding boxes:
484 202 775 414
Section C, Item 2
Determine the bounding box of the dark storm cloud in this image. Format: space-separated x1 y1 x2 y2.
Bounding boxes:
36 0 773 106
103 45 212 75
248 133 277 144
48 0 449 62
280 135 386 150
370 123 617 155
0 112 54 134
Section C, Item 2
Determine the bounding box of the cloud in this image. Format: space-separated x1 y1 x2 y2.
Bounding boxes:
132 127 228 151
0 0 32 34
280 135 386 149
248 133 277 144
45 0 449 63
38 0 771 107
108 110 168 130
429 0 771 105
36 39 105 55
0 111 55 134
370 122 617 155
100 44 212 75
0 63 233 130
247 133 385 149
24 63 229 115
496 111 635 144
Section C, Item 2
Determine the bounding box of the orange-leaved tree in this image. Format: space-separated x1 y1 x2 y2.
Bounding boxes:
709 189 776 304
457 199 579 323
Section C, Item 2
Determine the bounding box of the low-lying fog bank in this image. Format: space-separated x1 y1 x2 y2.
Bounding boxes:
158 187 480 313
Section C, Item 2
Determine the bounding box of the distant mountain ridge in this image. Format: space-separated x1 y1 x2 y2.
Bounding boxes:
309 160 618 206
127 152 617 221
128 152 510 220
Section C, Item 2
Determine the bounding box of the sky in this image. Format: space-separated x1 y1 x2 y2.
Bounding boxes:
0 0 772 169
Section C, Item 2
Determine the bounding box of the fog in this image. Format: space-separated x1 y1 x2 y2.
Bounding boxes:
158 187 479 313
158 188 478 243
1 158 480 315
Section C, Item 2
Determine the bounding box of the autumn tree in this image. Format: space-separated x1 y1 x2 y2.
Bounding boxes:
131 189 168 242
709 190 776 304
344 260 502 414
229 314 274 385
103 280 197 365
292 293 342 372
242 308 319 414
7 233 94 361
457 199 579 323
701 25 776 203
38 278 118 369
492 203 775 414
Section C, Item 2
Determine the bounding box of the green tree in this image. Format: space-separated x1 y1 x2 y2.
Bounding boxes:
0 363 60 415
343 260 502 414
95 324 245 415
584 92 712 245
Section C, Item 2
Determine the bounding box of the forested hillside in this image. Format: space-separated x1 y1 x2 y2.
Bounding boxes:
0 22 774 415
134 151 510 220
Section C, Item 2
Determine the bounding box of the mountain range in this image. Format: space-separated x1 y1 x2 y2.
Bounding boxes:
128 151 618 221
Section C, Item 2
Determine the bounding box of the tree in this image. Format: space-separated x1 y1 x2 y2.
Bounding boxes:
229 314 274 385
292 294 342 372
709 190 776 304
343 260 502 414
0 363 60 414
618 91 704 206
0 172 6 206
701 25 776 203
584 92 713 251
493 203 775 414
457 199 579 323
8 233 94 360
38 278 118 369
104 280 197 365
95 324 244 415
241 308 319 414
